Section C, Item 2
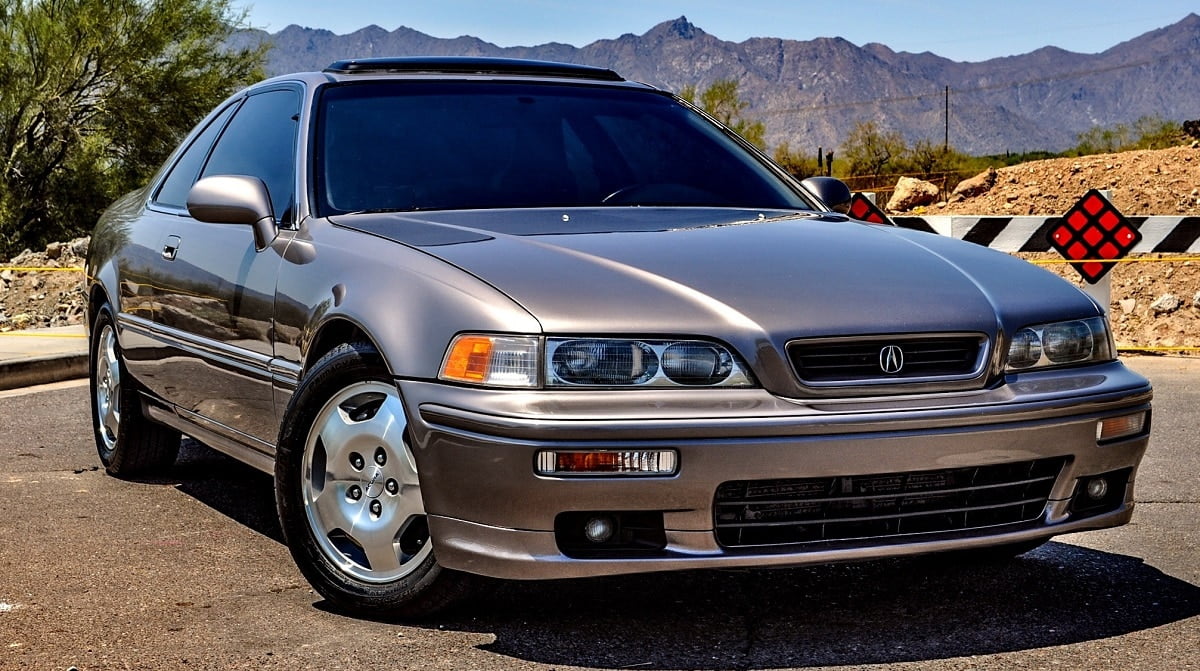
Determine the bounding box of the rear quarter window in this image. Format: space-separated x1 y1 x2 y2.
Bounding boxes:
153 102 239 209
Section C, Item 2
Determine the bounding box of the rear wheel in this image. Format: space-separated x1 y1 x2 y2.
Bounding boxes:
89 306 180 476
275 342 471 618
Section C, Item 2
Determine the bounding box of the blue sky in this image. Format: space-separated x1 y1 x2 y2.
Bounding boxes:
240 0 1197 63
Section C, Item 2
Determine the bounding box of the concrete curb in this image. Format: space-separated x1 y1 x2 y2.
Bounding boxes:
0 354 89 392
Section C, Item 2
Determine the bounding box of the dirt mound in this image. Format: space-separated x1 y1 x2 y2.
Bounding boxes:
0 238 89 331
929 145 1200 216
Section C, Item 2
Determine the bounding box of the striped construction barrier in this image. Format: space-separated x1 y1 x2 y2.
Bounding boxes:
892 216 1200 253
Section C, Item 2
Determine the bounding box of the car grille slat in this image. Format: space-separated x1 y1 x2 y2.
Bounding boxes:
788 335 986 385
715 474 1057 507
714 458 1066 548
717 498 1050 529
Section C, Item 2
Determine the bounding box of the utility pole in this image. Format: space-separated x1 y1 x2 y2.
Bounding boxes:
944 85 950 151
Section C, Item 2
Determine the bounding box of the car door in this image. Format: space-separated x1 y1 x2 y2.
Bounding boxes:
141 86 301 446
117 100 241 412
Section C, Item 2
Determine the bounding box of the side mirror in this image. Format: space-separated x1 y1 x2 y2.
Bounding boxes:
186 175 278 251
800 176 853 214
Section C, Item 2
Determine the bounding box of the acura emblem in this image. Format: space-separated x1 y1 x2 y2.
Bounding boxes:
879 345 904 374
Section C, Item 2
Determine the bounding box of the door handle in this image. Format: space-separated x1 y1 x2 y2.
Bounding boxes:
162 235 181 260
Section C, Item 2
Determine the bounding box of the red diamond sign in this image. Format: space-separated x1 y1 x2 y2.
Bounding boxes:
1047 189 1141 284
847 192 892 225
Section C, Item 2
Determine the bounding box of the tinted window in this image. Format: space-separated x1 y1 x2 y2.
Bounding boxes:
154 102 239 209
316 82 811 215
202 88 300 222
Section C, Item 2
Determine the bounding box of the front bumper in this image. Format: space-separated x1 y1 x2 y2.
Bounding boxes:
399 361 1151 580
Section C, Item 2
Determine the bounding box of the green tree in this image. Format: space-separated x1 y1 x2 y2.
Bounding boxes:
1130 116 1183 150
1067 116 1182 157
907 139 963 177
840 120 907 177
679 79 766 149
0 0 267 258
1071 124 1132 156
772 142 820 179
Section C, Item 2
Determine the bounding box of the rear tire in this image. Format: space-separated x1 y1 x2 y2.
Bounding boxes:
89 306 181 476
275 342 472 619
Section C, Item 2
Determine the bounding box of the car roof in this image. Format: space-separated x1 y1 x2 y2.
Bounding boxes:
248 57 660 92
324 57 625 81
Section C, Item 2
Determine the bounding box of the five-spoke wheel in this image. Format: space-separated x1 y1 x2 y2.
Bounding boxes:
302 381 432 582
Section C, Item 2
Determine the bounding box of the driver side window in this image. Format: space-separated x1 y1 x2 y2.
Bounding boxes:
201 88 301 224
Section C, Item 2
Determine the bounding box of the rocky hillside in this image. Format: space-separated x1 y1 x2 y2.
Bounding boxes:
908 145 1200 216
228 14 1200 154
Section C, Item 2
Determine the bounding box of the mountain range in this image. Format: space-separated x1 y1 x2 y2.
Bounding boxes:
230 14 1200 155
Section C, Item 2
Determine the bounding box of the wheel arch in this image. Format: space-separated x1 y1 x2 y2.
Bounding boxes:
304 316 391 377
87 283 112 333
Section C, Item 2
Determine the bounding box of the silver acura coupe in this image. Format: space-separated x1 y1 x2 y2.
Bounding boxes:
87 57 1152 617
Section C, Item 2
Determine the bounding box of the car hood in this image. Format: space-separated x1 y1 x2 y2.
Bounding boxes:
333 208 1099 388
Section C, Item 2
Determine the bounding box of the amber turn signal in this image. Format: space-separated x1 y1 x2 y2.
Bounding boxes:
442 336 494 382
1096 411 1147 442
439 334 540 387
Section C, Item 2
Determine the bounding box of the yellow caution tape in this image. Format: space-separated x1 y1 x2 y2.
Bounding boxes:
0 332 87 338
0 266 85 272
0 334 1194 354
1117 346 1200 352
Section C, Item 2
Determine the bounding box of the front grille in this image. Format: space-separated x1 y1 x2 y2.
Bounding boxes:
714 457 1066 548
788 334 986 384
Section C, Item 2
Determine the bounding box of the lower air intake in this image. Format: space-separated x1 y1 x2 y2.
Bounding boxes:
714 458 1066 548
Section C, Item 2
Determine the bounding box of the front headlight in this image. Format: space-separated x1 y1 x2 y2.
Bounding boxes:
438 334 754 388
547 338 752 387
1005 316 1113 371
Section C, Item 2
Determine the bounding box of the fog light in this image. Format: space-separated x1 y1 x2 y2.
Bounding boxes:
555 511 667 556
1097 412 1146 442
536 450 678 476
583 516 616 543
1070 468 1130 517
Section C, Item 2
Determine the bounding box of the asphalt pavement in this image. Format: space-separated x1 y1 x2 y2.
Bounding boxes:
0 357 1197 670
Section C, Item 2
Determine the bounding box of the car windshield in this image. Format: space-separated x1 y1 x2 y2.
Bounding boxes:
315 81 814 215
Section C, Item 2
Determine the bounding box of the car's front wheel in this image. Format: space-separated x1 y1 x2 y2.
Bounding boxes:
275 342 471 618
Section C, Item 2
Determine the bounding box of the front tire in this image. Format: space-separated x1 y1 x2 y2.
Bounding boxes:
89 306 180 476
275 342 471 618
